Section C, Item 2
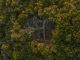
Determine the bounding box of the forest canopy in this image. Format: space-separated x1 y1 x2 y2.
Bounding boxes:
0 0 80 60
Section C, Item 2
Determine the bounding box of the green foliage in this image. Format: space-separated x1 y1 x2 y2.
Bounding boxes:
0 0 80 60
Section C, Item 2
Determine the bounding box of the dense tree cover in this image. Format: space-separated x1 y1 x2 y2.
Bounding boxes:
0 0 80 60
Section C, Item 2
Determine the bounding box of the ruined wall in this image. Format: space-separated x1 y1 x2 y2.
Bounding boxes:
23 15 54 42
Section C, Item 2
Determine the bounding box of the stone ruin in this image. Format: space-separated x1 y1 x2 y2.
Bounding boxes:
23 15 54 42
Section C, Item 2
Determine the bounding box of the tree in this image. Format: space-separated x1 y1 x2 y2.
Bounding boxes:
0 0 80 60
